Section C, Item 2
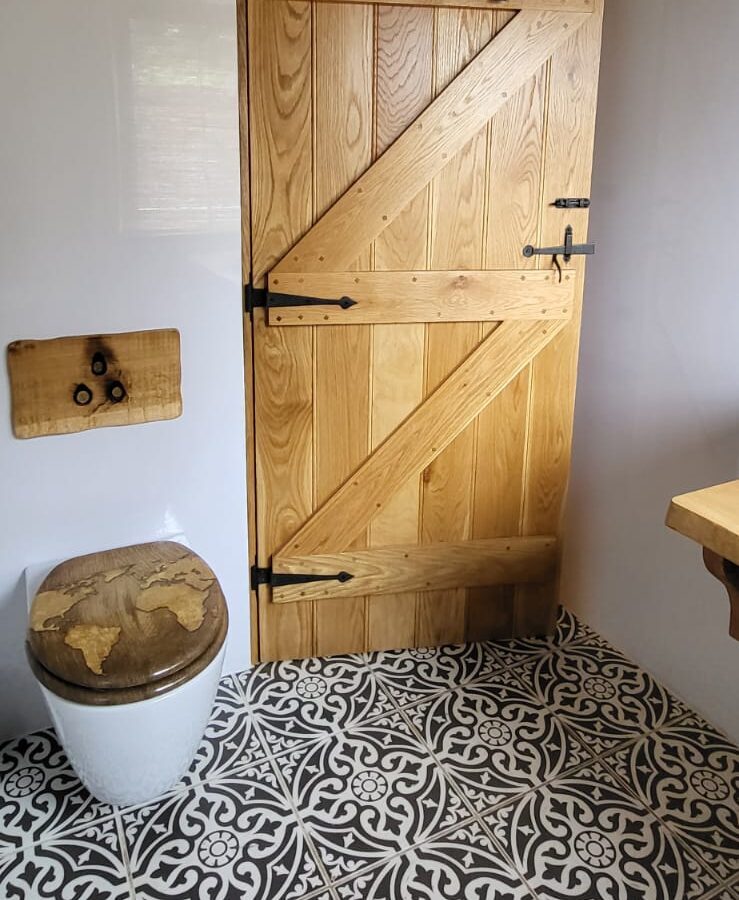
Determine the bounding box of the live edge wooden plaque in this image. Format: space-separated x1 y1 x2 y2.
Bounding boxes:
7 329 182 439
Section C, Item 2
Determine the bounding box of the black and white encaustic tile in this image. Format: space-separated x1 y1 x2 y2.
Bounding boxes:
1 607 736 899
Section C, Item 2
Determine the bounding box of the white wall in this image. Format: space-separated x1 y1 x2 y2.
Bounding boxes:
563 0 739 741
0 0 249 740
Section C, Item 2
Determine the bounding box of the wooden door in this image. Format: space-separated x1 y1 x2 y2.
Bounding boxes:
242 0 604 661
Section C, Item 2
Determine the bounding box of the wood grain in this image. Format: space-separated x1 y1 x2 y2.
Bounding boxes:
27 542 227 703
273 8 591 274
418 7 494 645
312 1 373 655
367 4 433 651
267 270 574 325
244 0 604 658
249 0 312 282
27 611 226 706
7 330 181 439
249 0 314 660
667 480 739 567
276 317 567 560
314 0 593 11
468 364 531 639
468 36 547 640
515 0 604 635
273 536 557 603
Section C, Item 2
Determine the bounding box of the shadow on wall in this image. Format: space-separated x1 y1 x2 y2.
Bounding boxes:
0 578 48 739
562 378 739 739
565 412 738 610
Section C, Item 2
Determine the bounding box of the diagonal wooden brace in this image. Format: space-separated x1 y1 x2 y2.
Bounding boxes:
273 9 591 275
276 317 568 559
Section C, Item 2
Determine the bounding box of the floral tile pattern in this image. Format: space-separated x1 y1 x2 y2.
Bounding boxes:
0 817 129 899
366 642 496 706
517 640 689 753
0 729 113 857
279 713 467 880
485 762 718 900
122 761 327 900
183 675 265 786
407 669 590 811
240 655 395 755
607 713 739 882
486 606 598 667
1 609 738 899
335 821 534 899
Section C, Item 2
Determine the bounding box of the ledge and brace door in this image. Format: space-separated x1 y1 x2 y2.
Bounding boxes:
243 0 604 661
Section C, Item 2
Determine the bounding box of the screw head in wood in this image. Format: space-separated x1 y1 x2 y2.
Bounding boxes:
107 380 126 403
73 384 93 406
91 352 107 376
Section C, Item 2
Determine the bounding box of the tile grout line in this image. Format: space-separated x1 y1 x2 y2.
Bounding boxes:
398 663 730 898
389 696 545 899
388 675 608 900
240 658 517 893
593 726 739 892
0 625 646 861
359 630 719 897
2 613 736 898
363 654 549 897
497 647 725 879
113 807 137 900
0 808 122 863
242 689 339 899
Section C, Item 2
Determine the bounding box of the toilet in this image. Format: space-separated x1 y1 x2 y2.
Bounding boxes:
25 540 228 807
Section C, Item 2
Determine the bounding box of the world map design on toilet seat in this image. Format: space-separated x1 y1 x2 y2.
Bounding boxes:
29 547 219 678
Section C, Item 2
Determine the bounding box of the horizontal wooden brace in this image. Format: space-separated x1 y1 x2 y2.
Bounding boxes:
272 536 558 604
266 270 575 325
311 1 593 12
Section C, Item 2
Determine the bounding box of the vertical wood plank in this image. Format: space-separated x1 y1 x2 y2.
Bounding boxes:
467 45 548 641
313 2 373 655
515 0 604 635
417 8 494 646
367 5 433 651
249 0 314 660
250 1 313 279
237 0 260 662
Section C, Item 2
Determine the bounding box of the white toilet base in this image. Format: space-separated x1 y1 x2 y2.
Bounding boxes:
39 642 225 807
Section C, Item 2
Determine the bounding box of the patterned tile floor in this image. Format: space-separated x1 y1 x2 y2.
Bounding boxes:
1 608 738 899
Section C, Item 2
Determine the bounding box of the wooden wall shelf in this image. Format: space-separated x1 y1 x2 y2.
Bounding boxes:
666 480 739 640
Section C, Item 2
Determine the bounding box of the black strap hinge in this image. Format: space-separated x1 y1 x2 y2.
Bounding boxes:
245 281 356 317
250 563 354 590
245 282 267 315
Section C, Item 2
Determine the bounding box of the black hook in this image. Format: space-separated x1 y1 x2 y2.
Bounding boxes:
551 255 563 283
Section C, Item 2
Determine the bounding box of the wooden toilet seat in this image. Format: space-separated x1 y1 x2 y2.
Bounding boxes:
26 542 228 706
